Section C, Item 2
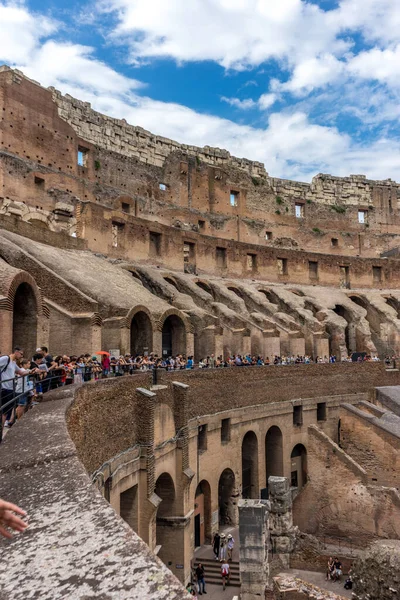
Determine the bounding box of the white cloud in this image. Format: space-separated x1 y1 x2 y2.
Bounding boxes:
333 0 400 46
17 40 143 94
221 96 256 110
279 54 345 95
104 0 345 70
0 1 56 64
348 45 400 88
258 93 277 110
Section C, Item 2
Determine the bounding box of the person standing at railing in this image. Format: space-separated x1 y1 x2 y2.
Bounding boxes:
0 347 26 426
14 358 35 421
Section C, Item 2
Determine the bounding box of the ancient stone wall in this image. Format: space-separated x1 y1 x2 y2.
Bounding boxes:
2 65 400 261
292 424 400 546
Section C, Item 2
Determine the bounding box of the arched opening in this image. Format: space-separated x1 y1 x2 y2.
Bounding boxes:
385 296 400 319
194 480 212 547
333 304 359 355
120 484 138 534
27 219 49 230
195 280 214 299
218 468 237 526
289 289 306 297
304 300 319 317
155 473 176 562
129 270 143 283
265 426 283 489
162 314 186 357
164 276 180 291
290 444 307 490
349 295 384 355
130 311 153 356
242 431 259 499
259 289 278 305
12 282 38 358
227 286 243 299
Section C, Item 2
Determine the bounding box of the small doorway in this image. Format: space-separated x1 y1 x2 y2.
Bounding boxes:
194 514 201 547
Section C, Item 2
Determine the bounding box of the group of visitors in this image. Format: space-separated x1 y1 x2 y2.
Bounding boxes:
186 532 235 596
326 556 343 582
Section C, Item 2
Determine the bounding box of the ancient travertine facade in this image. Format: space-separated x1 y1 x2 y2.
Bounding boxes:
2 65 400 600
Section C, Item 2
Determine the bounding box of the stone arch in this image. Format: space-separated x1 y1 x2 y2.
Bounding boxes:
127 306 154 356
5 272 42 358
227 285 243 299
265 426 284 488
159 308 190 357
384 296 400 319
194 480 212 546
242 430 259 499
332 304 359 355
195 280 214 299
128 269 143 284
290 444 307 490
218 468 237 526
163 276 180 291
155 472 176 562
258 288 278 305
22 211 57 232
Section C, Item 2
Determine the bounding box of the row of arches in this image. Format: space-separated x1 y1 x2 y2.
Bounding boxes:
241 429 307 500
150 435 307 551
130 311 187 357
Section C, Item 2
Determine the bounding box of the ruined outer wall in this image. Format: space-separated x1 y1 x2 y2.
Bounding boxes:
2 66 400 260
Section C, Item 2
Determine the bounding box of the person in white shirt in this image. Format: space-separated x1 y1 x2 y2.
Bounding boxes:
221 561 230 590
0 347 26 426
227 533 235 561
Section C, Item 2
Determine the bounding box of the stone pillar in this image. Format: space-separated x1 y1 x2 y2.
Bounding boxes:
135 387 157 547
268 476 296 569
289 335 305 357
186 331 195 358
262 333 280 360
313 334 329 359
0 309 13 353
153 329 162 358
120 326 130 356
238 499 269 600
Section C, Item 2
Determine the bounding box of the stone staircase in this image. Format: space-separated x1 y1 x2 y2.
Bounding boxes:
193 557 241 588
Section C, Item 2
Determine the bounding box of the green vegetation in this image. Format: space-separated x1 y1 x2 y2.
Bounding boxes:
276 196 283 204
331 205 346 214
275 209 281 215
312 227 323 234
94 160 101 171
306 199 311 204
196 156 201 166
251 176 260 186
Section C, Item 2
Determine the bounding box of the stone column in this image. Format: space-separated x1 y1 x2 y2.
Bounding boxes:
238 499 269 600
135 387 157 547
268 476 296 569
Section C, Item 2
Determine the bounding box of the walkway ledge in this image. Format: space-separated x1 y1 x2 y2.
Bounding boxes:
0 387 189 600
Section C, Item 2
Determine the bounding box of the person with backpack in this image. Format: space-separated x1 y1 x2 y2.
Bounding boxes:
221 561 230 590
0 347 27 427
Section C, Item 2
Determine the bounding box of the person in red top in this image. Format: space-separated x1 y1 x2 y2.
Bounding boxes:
101 355 110 377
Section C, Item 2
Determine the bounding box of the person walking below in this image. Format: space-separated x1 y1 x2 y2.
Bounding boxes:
219 533 227 561
195 563 206 595
212 531 220 560
221 561 230 590
227 533 235 561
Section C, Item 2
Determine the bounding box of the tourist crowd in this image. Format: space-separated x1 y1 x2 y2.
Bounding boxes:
0 345 386 433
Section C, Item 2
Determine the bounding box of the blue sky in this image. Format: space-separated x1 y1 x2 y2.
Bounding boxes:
2 0 400 182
